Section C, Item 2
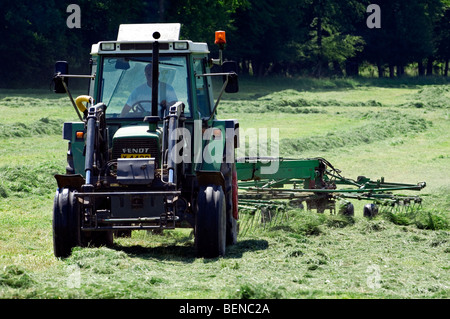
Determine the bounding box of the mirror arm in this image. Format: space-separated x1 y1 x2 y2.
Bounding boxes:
56 72 95 122
60 76 84 122
207 74 230 122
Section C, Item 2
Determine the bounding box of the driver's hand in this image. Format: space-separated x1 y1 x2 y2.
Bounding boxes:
120 104 132 117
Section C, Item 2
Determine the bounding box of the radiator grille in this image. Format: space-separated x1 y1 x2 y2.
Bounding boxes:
112 138 160 166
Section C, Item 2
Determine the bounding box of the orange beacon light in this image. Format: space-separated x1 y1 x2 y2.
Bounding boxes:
215 31 226 45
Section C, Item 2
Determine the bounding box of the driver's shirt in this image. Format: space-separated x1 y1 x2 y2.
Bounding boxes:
126 82 177 116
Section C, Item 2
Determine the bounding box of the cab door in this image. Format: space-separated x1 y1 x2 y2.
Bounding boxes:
192 56 213 119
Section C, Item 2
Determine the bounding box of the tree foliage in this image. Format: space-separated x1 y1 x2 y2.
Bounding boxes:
0 0 448 88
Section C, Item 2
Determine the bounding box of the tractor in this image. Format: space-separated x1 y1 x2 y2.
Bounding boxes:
52 24 239 258
52 23 426 259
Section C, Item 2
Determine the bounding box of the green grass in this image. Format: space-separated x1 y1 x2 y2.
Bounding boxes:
0 78 449 299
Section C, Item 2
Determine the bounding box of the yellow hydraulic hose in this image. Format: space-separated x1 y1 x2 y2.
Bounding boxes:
75 95 93 113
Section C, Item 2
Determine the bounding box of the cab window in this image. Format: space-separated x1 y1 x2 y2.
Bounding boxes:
193 58 211 118
100 55 191 119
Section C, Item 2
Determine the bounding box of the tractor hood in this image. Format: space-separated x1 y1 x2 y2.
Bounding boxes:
112 124 162 165
113 124 161 139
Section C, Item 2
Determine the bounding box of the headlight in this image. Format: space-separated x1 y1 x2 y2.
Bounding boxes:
100 42 116 51
174 42 189 50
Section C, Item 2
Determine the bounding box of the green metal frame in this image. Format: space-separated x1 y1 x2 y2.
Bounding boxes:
236 157 426 212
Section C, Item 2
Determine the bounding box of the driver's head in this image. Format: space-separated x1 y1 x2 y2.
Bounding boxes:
145 63 159 86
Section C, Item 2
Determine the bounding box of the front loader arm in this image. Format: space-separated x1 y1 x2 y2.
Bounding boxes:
82 102 108 192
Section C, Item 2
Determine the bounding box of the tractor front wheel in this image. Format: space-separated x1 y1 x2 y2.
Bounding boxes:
195 185 226 258
53 188 80 258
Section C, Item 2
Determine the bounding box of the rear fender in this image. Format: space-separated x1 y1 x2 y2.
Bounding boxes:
63 122 86 176
196 119 238 172
196 171 225 193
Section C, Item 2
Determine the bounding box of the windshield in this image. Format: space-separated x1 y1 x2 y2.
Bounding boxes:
100 55 191 119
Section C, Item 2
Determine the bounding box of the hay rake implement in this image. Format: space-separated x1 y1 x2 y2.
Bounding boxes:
235 157 426 230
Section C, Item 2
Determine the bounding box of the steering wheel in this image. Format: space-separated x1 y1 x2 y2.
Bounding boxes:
130 100 152 113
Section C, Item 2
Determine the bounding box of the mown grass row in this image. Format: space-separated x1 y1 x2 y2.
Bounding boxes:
0 118 63 138
279 111 430 154
0 97 61 108
233 109 431 155
238 195 450 235
221 83 449 112
403 85 450 109
0 160 63 198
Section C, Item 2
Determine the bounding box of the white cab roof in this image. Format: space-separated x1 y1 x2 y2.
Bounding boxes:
90 23 209 55
117 23 181 41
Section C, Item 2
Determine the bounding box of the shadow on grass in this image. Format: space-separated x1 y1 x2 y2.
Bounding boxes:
224 239 269 259
111 238 269 262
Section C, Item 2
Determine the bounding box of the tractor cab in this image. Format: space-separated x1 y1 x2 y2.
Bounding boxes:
55 23 239 177
90 23 214 121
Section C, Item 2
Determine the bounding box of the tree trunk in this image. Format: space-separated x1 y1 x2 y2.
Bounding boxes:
241 59 249 75
426 57 433 76
389 64 395 78
397 64 404 77
345 58 359 77
258 62 266 77
333 61 343 76
444 59 449 77
377 62 384 78
418 61 425 76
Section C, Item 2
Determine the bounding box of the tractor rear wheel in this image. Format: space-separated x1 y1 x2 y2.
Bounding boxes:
222 162 239 245
53 188 80 258
195 185 226 258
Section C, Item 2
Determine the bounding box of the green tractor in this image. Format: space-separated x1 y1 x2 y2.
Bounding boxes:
52 24 239 258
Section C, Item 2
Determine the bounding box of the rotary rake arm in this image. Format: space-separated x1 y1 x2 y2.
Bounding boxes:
236 157 426 216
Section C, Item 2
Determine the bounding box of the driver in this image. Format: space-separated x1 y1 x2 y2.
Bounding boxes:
120 63 177 117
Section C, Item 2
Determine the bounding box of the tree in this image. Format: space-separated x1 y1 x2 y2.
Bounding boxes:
434 3 450 76
165 0 246 43
291 0 367 77
226 0 302 76
0 1 66 87
361 0 444 77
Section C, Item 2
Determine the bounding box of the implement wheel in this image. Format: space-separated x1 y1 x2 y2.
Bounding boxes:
364 204 379 218
195 185 226 258
53 188 80 258
339 201 354 216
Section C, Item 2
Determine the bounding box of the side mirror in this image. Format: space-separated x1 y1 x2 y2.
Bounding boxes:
54 61 68 93
222 61 239 93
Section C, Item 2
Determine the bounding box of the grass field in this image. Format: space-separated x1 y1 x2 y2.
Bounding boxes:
0 76 449 299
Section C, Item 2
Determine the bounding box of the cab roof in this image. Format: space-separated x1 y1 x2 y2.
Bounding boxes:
91 23 209 55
